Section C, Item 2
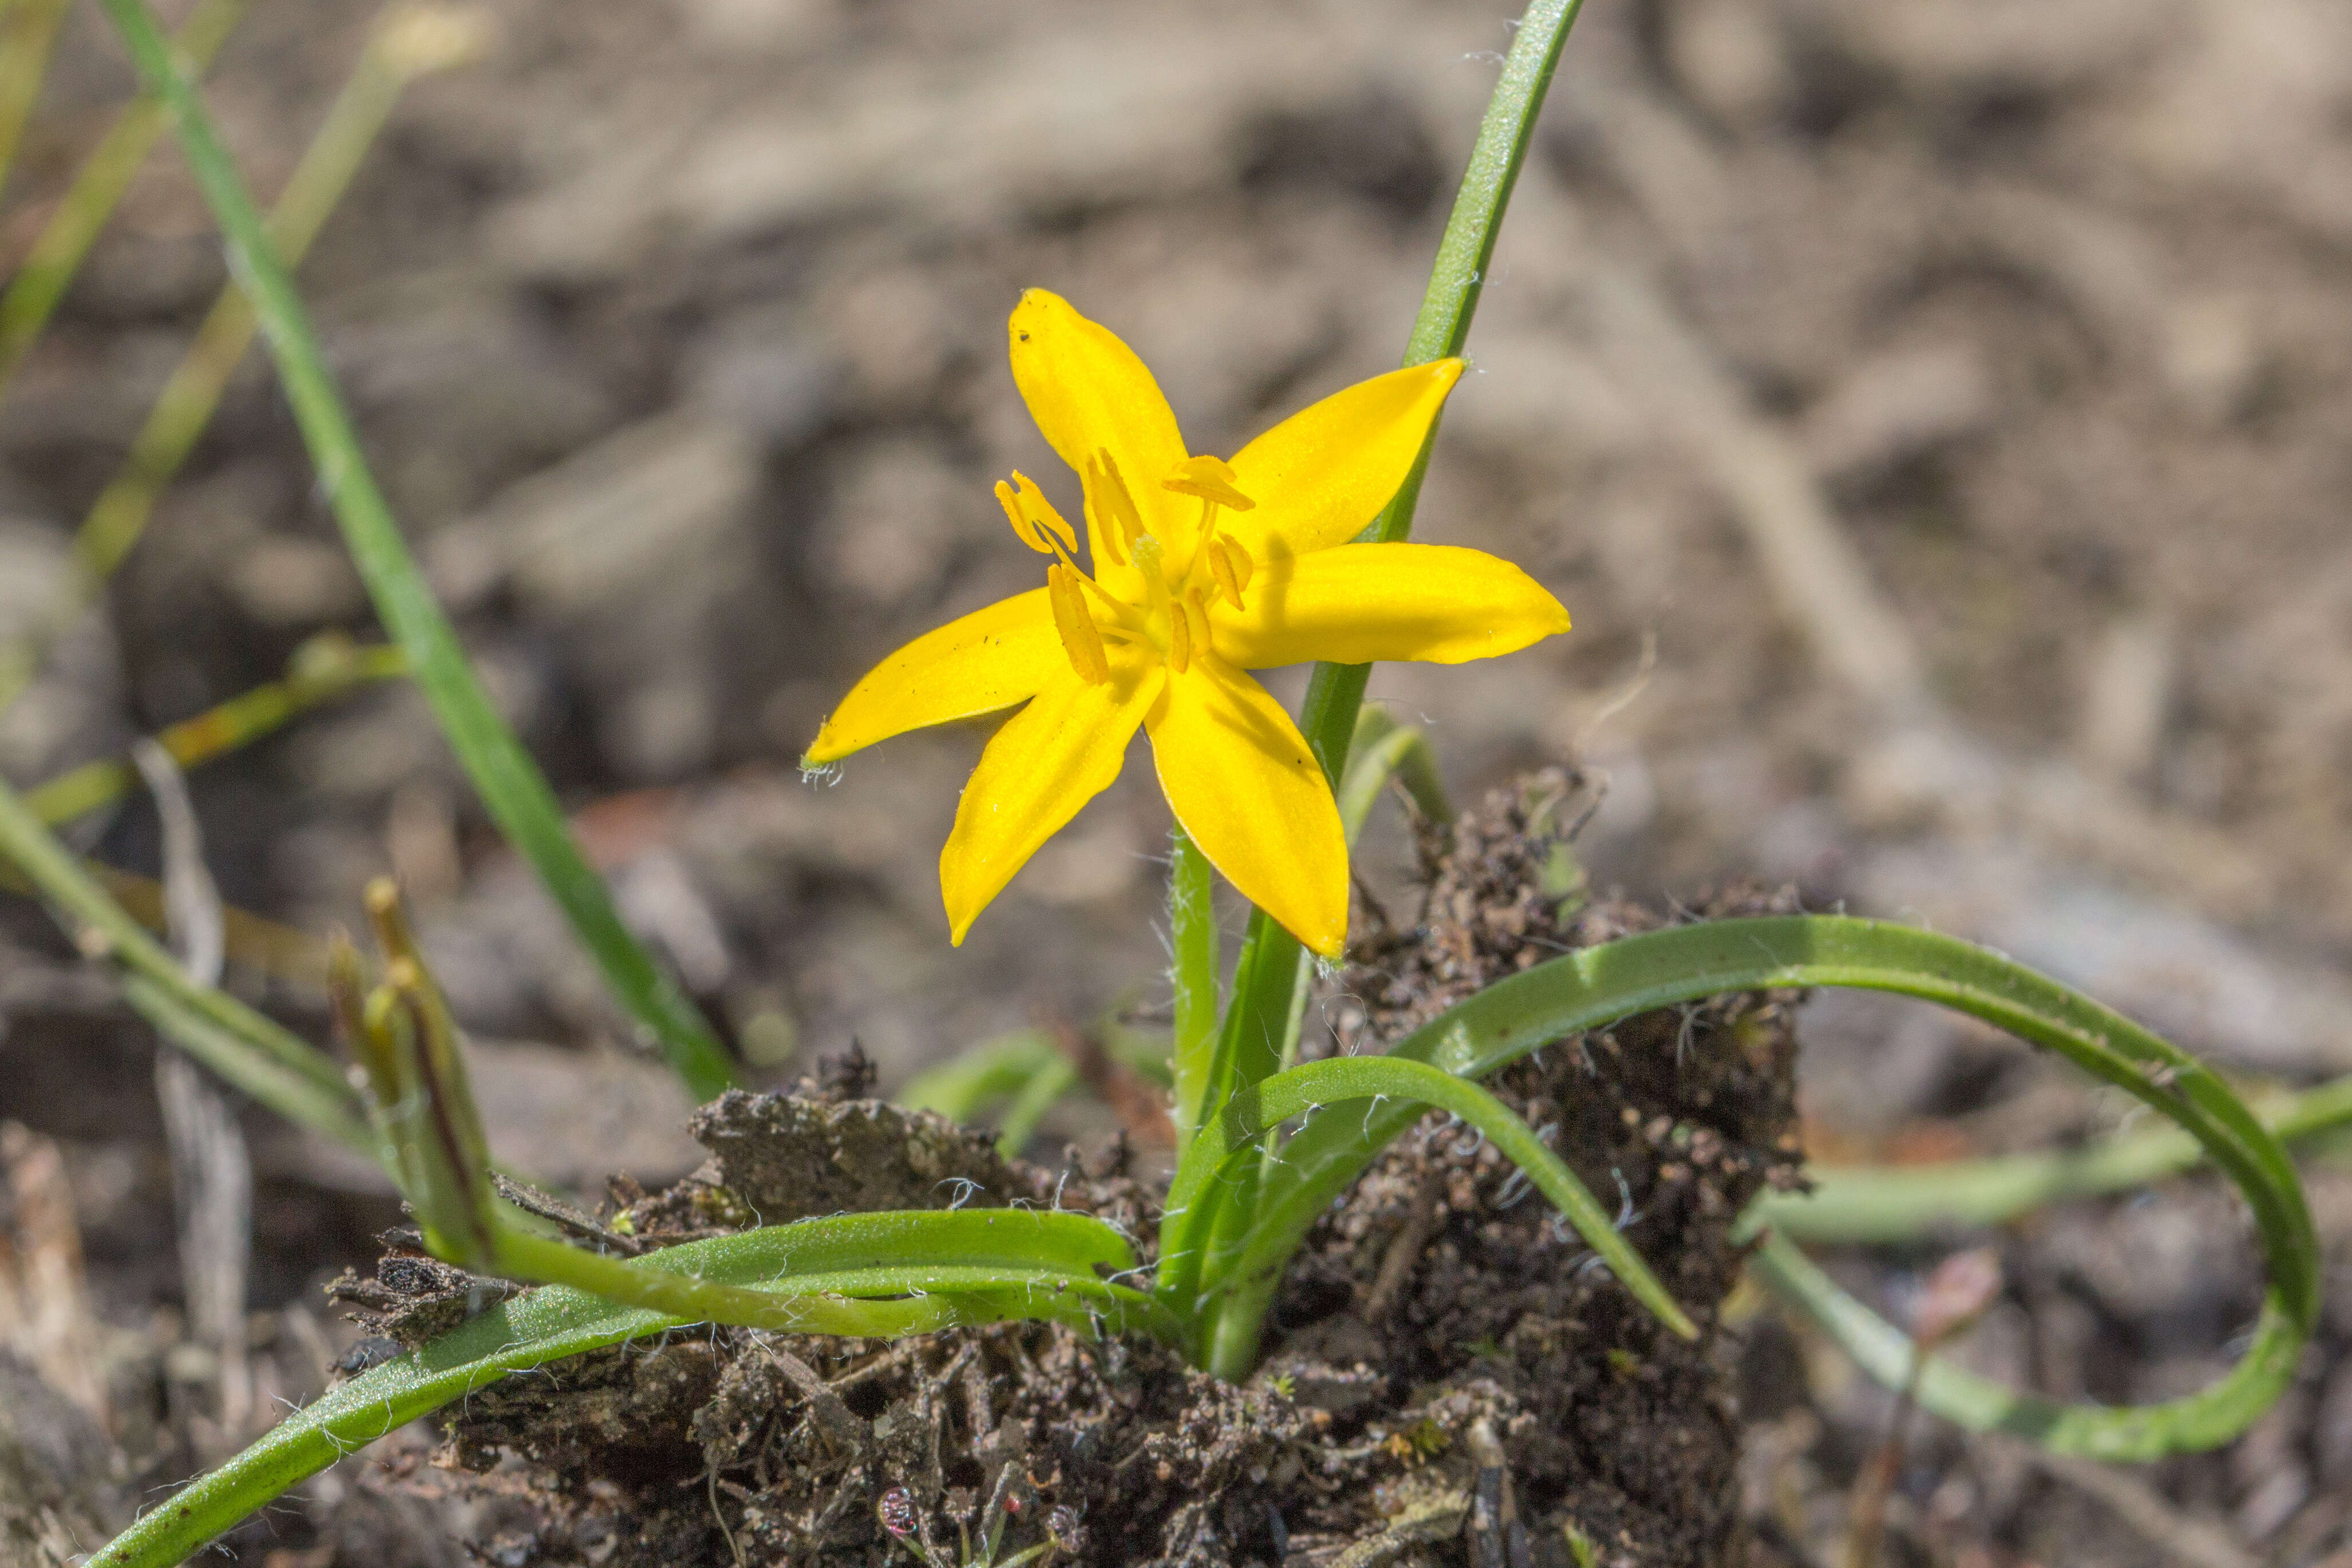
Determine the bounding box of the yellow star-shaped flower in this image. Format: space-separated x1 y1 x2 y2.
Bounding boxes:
804 290 1570 958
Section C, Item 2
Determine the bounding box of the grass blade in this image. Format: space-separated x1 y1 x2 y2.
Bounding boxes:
0 0 69 196
0 767 359 1121
23 635 403 827
0 6 486 710
1762 1072 2352 1244
98 0 737 1102
0 0 248 395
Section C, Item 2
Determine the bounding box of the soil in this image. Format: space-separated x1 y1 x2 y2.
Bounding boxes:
326 777 1802 1568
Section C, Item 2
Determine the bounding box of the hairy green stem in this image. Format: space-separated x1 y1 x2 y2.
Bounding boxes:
1167 824 1219 1147
1153 1053 1696 1373
99 0 737 1102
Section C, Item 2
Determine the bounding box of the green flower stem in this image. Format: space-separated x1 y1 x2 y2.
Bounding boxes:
0 10 481 712
87 1209 1172 1568
0 0 248 395
1765 1072 2352 1245
1195 0 1585 1364
0 767 361 1122
1167 824 1219 1147
100 0 737 1103
1212 916 2313 1457
0 0 69 196
22 637 404 827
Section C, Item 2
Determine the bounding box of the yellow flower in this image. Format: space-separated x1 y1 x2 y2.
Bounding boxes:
804 290 1570 959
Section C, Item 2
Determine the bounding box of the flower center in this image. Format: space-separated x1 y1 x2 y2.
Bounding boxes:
998 454 1259 685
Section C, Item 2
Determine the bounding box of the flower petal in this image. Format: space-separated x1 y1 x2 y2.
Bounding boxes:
940 646 1164 945
806 588 1061 763
1223 359 1464 560
1008 289 1187 544
1147 654 1347 959
1208 543 1570 670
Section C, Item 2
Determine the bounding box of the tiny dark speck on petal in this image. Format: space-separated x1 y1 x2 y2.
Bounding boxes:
1018 332 1030 342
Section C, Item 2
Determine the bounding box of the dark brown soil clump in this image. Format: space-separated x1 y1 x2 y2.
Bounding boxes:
376 774 1802 1567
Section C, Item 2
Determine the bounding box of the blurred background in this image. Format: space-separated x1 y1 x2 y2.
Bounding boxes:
2 0 2351 1562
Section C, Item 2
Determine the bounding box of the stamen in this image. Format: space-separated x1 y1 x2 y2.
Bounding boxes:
1167 583 1192 674
1208 534 1254 608
1047 564 1110 684
1183 589 1212 665
1161 454 1254 512
1089 450 1145 562
995 473 1077 556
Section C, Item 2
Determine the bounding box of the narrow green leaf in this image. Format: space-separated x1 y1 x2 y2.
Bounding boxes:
97 0 737 1102
0 0 69 197
0 770 361 1118
1765 1072 2352 1244
89 1210 1163 1568
1222 915 2314 1457
0 0 248 394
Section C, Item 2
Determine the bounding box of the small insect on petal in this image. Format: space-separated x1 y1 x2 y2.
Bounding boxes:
1047 564 1112 684
1161 453 1255 511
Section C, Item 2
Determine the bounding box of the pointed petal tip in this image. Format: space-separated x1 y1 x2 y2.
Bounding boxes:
1302 921 1347 962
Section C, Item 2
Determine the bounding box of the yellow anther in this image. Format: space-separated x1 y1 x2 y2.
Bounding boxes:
1161 454 1255 512
1047 564 1110 685
1086 449 1145 564
1167 581 1192 674
1183 590 1212 666
1208 533 1254 608
995 473 1077 556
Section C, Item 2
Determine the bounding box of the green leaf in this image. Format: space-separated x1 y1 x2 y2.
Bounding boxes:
96 0 737 1103
89 1210 1164 1568
1227 915 2316 1458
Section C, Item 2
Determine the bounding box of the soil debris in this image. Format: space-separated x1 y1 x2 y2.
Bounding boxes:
398 774 1800 1566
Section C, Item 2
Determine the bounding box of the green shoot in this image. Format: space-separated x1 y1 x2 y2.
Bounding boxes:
0 0 248 396
100 0 737 1102
0 6 487 711
22 633 403 828
0 0 69 196
0 767 369 1149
